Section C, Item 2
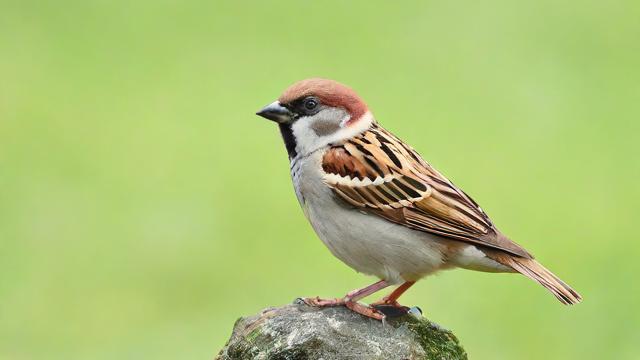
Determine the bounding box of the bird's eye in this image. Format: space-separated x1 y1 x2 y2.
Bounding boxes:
304 98 318 110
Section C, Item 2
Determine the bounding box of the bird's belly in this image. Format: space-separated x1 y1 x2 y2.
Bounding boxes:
295 160 450 283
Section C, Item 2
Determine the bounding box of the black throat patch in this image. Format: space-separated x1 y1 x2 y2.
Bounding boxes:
278 123 297 159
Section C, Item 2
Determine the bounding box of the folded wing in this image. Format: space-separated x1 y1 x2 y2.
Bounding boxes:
322 124 532 258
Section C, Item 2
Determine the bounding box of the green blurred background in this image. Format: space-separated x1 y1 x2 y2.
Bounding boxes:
1 1 639 359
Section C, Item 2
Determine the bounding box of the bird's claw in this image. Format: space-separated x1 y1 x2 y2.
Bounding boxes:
345 300 386 321
301 296 345 307
299 296 413 322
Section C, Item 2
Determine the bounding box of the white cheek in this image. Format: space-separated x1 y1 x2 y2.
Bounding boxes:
292 110 374 157
291 108 349 155
291 117 326 155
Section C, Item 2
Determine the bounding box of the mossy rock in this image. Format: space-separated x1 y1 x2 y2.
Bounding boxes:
216 302 467 360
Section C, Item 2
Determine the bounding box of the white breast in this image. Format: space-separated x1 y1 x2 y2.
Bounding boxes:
290 149 453 284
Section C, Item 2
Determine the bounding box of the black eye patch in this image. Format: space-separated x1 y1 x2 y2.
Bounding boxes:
288 96 322 117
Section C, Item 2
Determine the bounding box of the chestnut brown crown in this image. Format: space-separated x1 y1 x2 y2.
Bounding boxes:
279 78 368 122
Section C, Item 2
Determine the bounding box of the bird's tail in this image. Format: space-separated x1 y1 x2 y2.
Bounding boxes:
497 256 582 305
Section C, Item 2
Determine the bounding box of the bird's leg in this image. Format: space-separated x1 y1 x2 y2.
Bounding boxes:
343 279 390 302
343 279 390 320
370 281 415 307
303 280 391 320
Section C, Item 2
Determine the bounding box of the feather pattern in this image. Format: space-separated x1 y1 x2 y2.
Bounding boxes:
322 123 533 258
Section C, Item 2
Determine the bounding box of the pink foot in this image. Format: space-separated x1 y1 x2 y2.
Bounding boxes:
345 301 385 321
302 296 345 307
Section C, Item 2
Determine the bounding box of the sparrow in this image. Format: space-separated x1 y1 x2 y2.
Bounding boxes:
257 78 582 320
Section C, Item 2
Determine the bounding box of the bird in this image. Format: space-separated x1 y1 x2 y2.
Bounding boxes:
256 78 582 320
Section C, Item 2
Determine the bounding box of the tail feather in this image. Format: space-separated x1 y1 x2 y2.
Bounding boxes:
497 256 582 305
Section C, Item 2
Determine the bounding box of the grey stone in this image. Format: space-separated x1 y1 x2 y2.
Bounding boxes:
216 302 467 360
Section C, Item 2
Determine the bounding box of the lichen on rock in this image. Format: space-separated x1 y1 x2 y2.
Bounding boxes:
216 302 467 360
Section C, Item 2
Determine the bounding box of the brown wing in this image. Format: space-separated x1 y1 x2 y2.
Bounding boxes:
322 123 532 258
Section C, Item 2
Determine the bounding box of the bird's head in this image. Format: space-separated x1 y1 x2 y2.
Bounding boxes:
257 78 374 158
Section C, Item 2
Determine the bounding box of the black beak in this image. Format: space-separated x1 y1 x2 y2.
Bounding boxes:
256 101 294 123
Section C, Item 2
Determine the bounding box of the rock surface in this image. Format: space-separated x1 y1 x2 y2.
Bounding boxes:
216 301 467 360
